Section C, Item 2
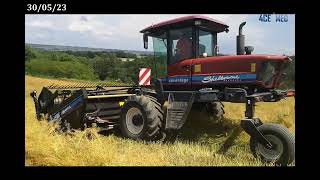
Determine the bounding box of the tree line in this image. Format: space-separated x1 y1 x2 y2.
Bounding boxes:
25 45 153 84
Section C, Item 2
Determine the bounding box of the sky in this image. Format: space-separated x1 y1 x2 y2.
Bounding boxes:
25 14 295 56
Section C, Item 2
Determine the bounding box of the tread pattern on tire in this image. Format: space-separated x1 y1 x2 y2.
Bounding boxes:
209 102 225 121
121 95 163 140
249 123 295 165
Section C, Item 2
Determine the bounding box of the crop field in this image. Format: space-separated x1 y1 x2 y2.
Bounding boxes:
25 75 295 166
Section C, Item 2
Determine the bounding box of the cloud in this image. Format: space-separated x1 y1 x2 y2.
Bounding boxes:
68 21 92 32
25 15 67 31
25 14 295 54
68 16 113 39
26 20 54 29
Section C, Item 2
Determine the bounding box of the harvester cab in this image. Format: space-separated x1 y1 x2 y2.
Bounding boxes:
140 15 230 84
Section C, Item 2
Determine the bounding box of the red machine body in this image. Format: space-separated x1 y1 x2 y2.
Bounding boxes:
140 15 292 93
164 54 291 91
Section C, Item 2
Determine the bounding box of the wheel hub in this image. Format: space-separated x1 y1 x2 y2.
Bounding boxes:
132 115 143 126
257 134 284 162
125 107 144 134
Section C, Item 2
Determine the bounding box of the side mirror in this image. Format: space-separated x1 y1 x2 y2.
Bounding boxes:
143 34 148 49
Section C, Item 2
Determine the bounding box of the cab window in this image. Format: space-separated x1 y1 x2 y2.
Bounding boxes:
152 32 168 79
198 29 217 57
169 27 193 64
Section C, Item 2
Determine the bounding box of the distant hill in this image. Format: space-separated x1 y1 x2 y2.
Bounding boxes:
25 43 153 56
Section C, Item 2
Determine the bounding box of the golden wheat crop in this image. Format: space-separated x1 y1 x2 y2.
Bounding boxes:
25 75 295 166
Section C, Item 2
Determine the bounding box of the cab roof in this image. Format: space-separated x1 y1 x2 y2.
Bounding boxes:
140 15 229 34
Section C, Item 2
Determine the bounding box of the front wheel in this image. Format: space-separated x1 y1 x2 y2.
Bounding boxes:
119 95 163 141
250 124 295 166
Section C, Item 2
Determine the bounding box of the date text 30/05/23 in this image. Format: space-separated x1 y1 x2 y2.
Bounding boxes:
26 4 66 13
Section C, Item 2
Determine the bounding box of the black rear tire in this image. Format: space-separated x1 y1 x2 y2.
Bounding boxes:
206 102 225 122
249 123 295 166
120 95 163 141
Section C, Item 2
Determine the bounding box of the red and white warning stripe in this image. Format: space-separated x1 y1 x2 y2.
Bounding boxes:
139 68 151 86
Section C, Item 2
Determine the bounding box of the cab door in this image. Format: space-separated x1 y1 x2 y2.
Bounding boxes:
165 27 193 90
190 29 217 89
167 60 193 90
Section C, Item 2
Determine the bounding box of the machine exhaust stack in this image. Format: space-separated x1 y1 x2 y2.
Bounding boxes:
237 22 246 55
